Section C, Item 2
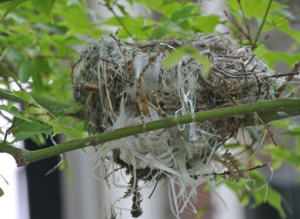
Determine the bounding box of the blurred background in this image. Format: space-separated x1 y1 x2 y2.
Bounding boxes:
1 0 300 218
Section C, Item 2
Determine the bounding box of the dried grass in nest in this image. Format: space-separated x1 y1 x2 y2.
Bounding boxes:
71 33 286 217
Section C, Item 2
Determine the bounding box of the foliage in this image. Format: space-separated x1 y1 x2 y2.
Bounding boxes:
0 0 300 218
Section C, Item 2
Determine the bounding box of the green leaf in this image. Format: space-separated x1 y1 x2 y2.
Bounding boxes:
283 155 300 168
31 58 50 92
11 91 48 114
18 60 33 83
0 187 4 197
163 47 186 68
272 120 291 129
81 148 87 154
77 0 88 9
116 4 129 16
163 45 211 74
170 4 199 21
0 0 13 3
47 119 83 139
12 120 52 142
196 205 209 218
296 136 300 154
31 0 56 21
226 0 287 20
255 44 293 68
281 128 300 135
57 4 95 35
191 15 224 33
101 15 152 40
0 0 28 21
33 23 67 34
266 187 286 218
59 160 72 181
0 105 32 122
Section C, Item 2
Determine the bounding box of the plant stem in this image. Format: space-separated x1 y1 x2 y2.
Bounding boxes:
1 99 300 166
253 0 273 49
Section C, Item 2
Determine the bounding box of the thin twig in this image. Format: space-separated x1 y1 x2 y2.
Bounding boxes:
109 34 130 76
71 58 82 86
224 10 251 42
253 112 276 145
100 57 119 65
148 180 159 199
251 10 300 37
202 163 268 178
84 83 99 89
237 0 253 45
275 61 300 98
214 156 240 179
3 119 25 143
105 1 135 41
285 85 300 98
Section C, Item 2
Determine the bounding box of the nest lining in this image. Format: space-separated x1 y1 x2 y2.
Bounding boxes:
72 33 284 217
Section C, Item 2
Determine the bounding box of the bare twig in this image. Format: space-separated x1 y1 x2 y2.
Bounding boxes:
84 83 99 89
104 1 135 41
148 180 159 199
237 0 253 45
285 85 300 98
3 119 25 143
100 57 119 65
275 61 300 98
202 163 268 178
224 10 251 43
253 112 276 145
71 58 82 86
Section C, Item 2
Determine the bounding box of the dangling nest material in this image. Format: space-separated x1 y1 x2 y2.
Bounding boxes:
72 33 285 218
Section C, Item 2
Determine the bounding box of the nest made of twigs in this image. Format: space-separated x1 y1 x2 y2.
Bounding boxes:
71 33 285 217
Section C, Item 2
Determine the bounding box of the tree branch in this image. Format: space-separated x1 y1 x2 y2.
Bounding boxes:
1 99 300 167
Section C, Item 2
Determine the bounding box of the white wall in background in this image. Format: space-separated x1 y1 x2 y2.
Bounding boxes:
210 184 245 219
0 83 29 219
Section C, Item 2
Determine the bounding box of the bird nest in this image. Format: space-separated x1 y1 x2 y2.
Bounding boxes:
71 33 285 218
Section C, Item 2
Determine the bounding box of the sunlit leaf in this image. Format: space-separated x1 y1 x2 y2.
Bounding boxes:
191 15 224 33
163 45 211 74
